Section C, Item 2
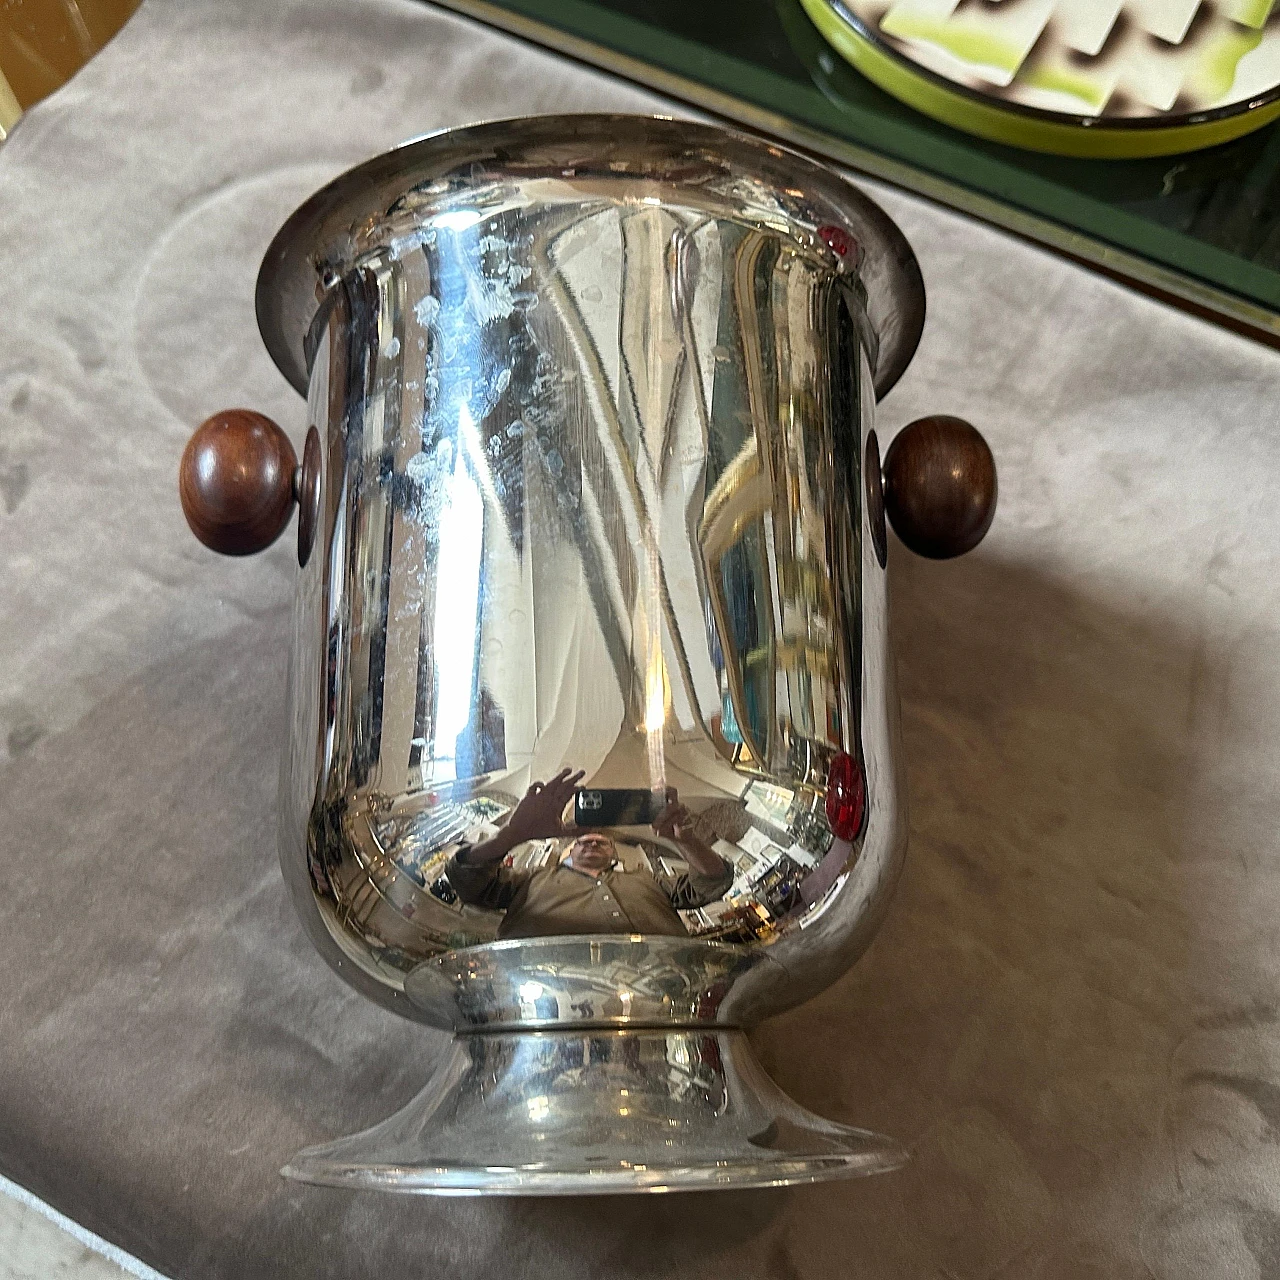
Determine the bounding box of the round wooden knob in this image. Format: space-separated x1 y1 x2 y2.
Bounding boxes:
882 416 996 559
179 410 298 555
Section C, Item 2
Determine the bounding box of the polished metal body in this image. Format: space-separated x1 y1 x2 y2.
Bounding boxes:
261 115 925 1192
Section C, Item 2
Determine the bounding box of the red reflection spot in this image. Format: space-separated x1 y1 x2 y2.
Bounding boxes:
825 751 866 841
818 224 855 258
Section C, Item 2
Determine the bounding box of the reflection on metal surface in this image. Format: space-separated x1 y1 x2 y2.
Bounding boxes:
864 427 887 569
268 116 917 1189
403 934 777 1030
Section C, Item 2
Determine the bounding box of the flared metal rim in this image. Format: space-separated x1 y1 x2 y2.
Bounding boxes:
255 112 925 401
280 1150 908 1195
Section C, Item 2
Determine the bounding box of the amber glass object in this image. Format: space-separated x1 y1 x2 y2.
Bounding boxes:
0 0 140 137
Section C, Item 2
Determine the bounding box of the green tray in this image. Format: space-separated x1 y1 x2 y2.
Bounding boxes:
430 0 1280 341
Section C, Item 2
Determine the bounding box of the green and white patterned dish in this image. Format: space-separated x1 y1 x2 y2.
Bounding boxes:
803 0 1280 156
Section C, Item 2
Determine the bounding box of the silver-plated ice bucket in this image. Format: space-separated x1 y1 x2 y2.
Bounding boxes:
179 114 996 1195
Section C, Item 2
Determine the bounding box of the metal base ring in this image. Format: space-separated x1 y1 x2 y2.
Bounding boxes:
281 1028 907 1195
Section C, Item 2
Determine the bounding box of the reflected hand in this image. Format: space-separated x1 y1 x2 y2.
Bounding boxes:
651 796 695 842
652 793 725 878
503 768 585 844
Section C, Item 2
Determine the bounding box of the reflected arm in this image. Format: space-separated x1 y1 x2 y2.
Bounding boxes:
650 798 733 907
445 770 582 909
445 839 532 911
659 859 734 910
651 799 730 878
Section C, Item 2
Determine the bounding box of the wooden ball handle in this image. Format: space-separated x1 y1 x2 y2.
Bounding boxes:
882 416 997 559
179 410 298 556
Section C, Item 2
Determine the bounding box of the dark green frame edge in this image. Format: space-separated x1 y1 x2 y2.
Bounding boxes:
428 0 1280 339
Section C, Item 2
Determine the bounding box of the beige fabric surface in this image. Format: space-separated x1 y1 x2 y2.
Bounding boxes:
3 1 1280 1277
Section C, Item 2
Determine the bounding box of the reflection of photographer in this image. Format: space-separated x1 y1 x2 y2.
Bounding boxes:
445 769 733 940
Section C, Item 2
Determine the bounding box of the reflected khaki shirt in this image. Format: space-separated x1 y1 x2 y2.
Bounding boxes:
445 850 734 940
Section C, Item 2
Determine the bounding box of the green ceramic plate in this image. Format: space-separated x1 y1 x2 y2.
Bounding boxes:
804 0 1280 156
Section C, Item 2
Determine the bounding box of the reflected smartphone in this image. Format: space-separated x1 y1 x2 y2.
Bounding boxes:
574 788 666 827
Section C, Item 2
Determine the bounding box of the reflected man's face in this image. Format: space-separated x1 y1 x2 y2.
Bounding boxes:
567 832 616 872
